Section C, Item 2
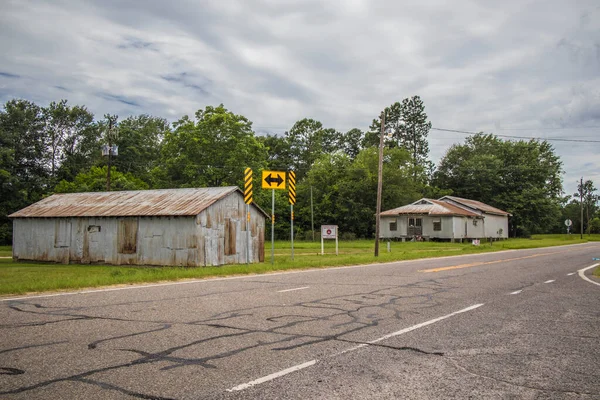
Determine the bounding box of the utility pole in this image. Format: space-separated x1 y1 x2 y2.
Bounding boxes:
580 177 584 239
375 111 385 257
106 118 113 191
103 114 118 191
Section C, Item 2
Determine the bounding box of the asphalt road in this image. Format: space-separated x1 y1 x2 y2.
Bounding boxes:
1 243 599 399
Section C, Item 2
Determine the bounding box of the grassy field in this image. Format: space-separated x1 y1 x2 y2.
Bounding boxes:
0 246 11 257
1 234 599 296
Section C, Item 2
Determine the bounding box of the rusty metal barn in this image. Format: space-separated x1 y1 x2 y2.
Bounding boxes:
9 187 267 266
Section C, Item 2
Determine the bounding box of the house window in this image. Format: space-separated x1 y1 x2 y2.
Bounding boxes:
389 221 397 231
433 220 442 231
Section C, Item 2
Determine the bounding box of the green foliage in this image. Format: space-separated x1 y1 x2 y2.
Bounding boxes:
433 133 564 236
294 147 422 239
0 100 49 244
588 217 600 234
366 96 433 182
156 104 267 188
54 166 148 193
42 99 99 184
108 115 169 183
285 118 342 180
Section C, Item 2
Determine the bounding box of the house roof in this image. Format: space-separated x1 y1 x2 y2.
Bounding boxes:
380 199 479 217
9 187 269 218
439 196 511 216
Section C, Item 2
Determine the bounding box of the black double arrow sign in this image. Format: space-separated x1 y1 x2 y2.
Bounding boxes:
264 173 284 187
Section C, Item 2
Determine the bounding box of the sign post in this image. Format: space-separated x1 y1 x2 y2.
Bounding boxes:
244 168 253 264
262 170 286 265
565 219 572 234
289 171 296 261
321 225 339 256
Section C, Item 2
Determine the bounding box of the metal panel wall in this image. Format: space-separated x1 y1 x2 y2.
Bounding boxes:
196 191 265 265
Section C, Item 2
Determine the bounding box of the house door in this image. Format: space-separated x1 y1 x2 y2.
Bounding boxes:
408 217 422 236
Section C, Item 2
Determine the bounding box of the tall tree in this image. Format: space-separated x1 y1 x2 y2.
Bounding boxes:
366 96 433 181
0 99 48 244
285 118 341 180
42 100 99 183
339 128 364 159
157 104 267 188
258 133 292 171
109 115 169 184
574 179 599 234
433 133 563 236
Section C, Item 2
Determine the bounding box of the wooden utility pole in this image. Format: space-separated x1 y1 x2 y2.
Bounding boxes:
106 117 113 192
375 111 385 257
580 177 584 239
104 115 118 191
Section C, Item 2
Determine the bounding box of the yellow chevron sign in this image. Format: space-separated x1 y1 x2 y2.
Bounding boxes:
244 168 253 204
288 171 296 205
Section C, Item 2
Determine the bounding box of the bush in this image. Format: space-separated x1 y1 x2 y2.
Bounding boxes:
589 218 600 234
340 232 357 240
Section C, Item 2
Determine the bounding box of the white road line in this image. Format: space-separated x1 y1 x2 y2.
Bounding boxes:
509 290 522 295
226 303 484 392
567 272 575 276
544 280 555 284
277 286 310 293
578 264 600 287
227 360 317 392
366 303 484 345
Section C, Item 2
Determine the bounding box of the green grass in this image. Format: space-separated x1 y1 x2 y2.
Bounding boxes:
594 266 600 278
0 245 12 257
1 234 599 296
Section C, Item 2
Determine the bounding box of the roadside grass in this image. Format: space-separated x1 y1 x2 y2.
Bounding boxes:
595 266 600 278
1 234 599 296
0 246 12 257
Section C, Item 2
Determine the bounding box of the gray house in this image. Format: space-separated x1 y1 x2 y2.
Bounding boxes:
9 187 267 266
380 197 510 241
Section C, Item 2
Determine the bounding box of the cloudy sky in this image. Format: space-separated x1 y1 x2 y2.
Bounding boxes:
1 0 599 197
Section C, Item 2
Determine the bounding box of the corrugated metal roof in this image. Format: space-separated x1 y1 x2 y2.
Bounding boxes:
440 196 511 216
9 187 268 218
380 199 479 217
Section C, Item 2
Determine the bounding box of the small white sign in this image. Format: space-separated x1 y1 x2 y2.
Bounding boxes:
321 225 338 239
564 219 572 227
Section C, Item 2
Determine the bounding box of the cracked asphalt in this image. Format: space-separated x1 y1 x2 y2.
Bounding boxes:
1 243 599 399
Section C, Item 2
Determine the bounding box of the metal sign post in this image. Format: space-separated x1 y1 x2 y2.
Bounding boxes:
271 189 275 265
289 171 296 261
244 168 253 264
262 170 286 265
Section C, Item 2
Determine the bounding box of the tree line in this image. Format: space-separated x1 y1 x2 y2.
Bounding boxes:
1 97 598 245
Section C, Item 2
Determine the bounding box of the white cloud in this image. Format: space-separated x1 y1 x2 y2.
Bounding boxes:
1 0 599 196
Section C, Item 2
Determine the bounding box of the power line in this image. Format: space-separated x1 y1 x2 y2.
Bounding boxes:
430 127 600 143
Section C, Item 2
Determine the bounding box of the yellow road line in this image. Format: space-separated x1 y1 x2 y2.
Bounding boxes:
420 252 560 273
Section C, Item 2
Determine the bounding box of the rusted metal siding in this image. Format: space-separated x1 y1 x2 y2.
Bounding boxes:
196 191 265 266
440 196 510 216
12 190 266 266
380 199 478 218
8 187 246 218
